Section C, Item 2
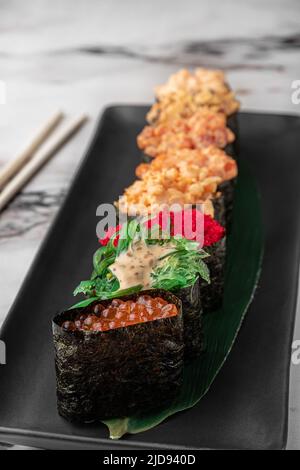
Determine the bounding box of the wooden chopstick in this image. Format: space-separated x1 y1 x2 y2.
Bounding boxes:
0 115 88 213
0 111 64 190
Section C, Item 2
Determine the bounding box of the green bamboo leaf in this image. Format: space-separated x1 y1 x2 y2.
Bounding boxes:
103 158 264 439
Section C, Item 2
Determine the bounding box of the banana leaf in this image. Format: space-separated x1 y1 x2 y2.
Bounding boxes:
103 158 264 439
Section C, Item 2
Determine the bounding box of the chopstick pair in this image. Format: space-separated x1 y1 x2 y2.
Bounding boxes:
0 112 88 212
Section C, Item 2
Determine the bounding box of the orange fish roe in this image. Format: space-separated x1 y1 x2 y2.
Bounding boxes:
61 295 178 332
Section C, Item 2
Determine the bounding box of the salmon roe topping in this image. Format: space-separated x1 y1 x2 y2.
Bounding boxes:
62 295 178 332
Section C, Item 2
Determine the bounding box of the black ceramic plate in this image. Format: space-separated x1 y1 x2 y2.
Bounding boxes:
0 107 299 450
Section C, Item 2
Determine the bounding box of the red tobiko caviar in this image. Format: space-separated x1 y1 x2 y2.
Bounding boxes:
99 210 225 248
202 214 225 246
99 224 121 247
146 209 225 247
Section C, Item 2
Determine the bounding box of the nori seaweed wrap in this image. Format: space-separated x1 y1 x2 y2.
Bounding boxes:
53 290 184 423
201 237 226 313
173 277 203 358
226 113 239 161
212 191 226 228
217 179 236 230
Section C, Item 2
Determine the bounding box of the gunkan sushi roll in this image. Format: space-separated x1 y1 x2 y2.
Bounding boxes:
53 290 184 423
144 209 226 315
73 218 211 358
118 146 237 229
145 68 240 163
137 108 235 158
147 68 240 125
116 163 221 223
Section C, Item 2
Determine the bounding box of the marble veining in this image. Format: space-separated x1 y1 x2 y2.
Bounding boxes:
0 189 66 240
59 33 300 67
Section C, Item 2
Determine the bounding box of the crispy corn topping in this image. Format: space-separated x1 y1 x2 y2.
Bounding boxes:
155 68 232 98
117 164 221 217
147 89 239 124
147 68 239 123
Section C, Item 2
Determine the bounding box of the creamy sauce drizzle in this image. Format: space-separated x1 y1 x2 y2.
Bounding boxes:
110 241 174 290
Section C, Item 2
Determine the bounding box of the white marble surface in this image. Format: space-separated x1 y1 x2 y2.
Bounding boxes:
0 0 300 450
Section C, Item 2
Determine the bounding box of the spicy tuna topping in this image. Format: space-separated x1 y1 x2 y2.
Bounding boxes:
137 109 235 157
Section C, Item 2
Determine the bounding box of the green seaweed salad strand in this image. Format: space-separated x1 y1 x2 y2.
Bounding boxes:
72 219 210 309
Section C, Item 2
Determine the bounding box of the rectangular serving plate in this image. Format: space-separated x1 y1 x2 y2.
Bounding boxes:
0 107 299 450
